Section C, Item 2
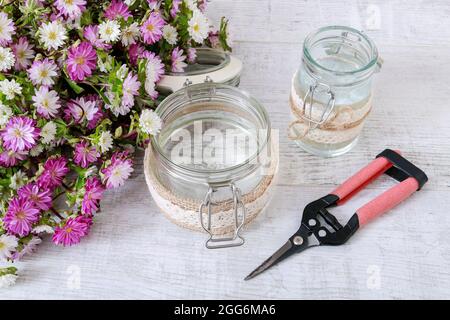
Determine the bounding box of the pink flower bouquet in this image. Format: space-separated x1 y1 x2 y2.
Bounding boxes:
0 0 231 287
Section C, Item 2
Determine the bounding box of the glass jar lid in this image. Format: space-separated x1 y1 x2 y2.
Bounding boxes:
151 82 271 186
157 49 243 94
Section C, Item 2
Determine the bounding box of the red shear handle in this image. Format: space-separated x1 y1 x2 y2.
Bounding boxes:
356 177 419 227
332 154 398 203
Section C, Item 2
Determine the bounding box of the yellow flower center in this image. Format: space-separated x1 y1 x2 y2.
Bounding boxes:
193 24 200 32
16 210 26 220
65 227 73 233
75 56 85 65
0 242 4 250
66 0 73 5
48 31 57 41
146 24 154 32
40 69 49 78
105 27 112 35
14 128 23 138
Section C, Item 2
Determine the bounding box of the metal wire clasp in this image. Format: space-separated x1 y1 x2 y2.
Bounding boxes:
199 183 246 249
183 77 216 100
300 82 336 133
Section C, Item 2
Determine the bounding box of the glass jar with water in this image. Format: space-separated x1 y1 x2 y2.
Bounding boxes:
289 26 382 157
145 82 278 249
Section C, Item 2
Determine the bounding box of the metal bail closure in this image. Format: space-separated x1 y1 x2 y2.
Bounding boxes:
183 78 193 99
199 183 246 249
300 82 336 134
204 76 216 97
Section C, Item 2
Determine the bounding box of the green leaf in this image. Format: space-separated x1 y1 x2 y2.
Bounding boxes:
65 77 85 94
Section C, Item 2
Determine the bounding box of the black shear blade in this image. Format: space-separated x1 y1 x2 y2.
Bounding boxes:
244 240 293 281
244 231 318 281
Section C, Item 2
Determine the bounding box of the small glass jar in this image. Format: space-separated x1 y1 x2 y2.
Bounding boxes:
289 26 381 157
144 82 278 249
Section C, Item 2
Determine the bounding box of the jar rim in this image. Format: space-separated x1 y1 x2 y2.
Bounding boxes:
303 25 379 75
167 48 231 76
151 83 271 182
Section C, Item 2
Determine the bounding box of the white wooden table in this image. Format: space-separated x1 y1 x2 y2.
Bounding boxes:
2 0 450 299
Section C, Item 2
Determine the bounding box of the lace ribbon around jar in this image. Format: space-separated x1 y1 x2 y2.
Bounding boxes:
144 144 279 237
288 77 372 145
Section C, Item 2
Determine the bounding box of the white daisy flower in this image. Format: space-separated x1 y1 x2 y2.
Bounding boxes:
32 225 55 234
0 101 12 126
28 59 58 87
9 170 27 190
0 12 15 45
40 121 57 144
188 10 210 44
39 21 68 50
163 24 178 45
0 47 15 72
98 130 113 154
0 79 22 100
29 144 44 157
121 22 140 46
0 274 18 288
32 87 61 118
98 20 121 43
139 109 162 135
0 235 18 261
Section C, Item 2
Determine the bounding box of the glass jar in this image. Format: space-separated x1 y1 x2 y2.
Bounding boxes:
144 82 278 249
289 26 381 157
157 48 242 94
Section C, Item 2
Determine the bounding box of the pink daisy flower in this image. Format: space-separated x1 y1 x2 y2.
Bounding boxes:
198 0 208 12
37 156 70 189
122 72 140 108
64 96 99 125
0 150 27 167
1 116 40 152
84 94 104 130
0 12 15 46
170 0 181 18
187 48 197 63
83 25 112 50
55 0 86 19
171 47 187 72
208 30 220 48
104 0 132 20
52 216 92 246
74 140 99 168
101 151 134 189
140 12 165 45
143 51 164 82
81 177 104 215
128 43 144 65
12 37 34 71
66 42 97 82
3 197 40 237
18 183 52 211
